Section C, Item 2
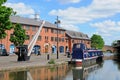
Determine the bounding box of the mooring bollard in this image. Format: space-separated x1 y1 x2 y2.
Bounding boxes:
47 54 49 60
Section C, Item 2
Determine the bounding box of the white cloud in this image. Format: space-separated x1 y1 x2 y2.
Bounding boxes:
4 2 35 17
58 0 81 4
90 20 120 34
50 0 120 23
61 24 80 31
49 0 120 31
49 0 120 45
90 20 120 45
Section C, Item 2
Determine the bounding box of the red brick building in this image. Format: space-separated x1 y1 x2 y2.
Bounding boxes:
66 30 91 53
0 16 91 55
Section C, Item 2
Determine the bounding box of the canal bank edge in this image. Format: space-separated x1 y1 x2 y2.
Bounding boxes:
0 61 69 72
0 54 70 72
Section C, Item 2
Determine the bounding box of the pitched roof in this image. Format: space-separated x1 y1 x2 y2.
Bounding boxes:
66 30 90 40
10 16 64 30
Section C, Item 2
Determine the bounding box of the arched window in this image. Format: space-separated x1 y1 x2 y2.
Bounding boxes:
33 45 40 54
51 45 56 54
10 44 15 54
59 46 64 53
0 44 5 49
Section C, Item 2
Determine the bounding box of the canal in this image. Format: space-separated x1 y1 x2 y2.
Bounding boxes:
0 56 120 80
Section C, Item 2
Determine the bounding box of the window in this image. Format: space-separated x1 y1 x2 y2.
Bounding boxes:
51 37 54 41
88 41 90 44
25 25 30 30
32 35 34 38
66 39 68 43
26 35 30 40
45 36 48 40
45 36 46 40
76 44 81 48
58 30 61 34
59 46 64 53
45 28 49 33
59 31 64 34
55 37 57 42
62 38 64 42
0 44 5 49
72 40 74 43
32 26 36 31
59 38 61 42
51 29 54 33
54 29 57 34
38 36 42 41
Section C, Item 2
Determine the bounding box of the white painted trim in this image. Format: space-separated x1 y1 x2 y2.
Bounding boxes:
75 67 82 69
84 56 98 60
72 59 82 62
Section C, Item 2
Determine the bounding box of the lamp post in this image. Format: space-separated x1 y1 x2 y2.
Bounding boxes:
55 16 60 59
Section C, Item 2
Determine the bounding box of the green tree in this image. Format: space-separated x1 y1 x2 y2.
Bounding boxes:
10 24 27 46
0 0 14 39
111 40 117 46
91 34 104 49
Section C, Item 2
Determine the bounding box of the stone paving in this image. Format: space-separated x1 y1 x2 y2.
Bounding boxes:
0 54 70 71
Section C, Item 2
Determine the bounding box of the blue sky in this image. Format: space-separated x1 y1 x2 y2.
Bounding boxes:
4 0 120 45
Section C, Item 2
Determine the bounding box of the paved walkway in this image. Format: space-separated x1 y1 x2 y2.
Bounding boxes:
0 54 70 71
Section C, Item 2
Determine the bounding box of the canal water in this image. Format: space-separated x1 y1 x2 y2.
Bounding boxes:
0 60 120 80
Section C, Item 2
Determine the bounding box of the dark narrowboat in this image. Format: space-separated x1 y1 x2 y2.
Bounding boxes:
71 43 103 65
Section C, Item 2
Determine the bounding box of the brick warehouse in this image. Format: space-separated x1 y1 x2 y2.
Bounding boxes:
0 16 91 55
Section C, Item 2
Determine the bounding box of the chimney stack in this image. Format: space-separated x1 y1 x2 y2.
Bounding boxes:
34 13 40 20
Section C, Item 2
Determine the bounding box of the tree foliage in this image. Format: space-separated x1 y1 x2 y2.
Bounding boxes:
0 0 14 39
0 0 7 5
91 34 104 49
10 24 27 46
111 40 117 46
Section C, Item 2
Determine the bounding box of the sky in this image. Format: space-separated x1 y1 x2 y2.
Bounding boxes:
4 0 120 45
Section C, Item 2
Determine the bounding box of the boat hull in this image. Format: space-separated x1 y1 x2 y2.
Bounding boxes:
71 57 99 66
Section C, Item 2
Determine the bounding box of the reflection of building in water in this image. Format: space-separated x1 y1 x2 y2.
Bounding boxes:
0 63 71 80
72 62 103 80
0 72 9 80
0 71 27 80
29 64 70 80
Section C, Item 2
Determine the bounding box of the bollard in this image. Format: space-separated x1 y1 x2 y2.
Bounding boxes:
47 54 49 60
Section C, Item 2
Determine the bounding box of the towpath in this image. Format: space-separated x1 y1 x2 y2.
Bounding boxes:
0 54 70 71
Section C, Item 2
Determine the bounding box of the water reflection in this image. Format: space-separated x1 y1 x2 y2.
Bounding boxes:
72 62 103 80
0 63 72 80
29 64 72 80
1 60 120 80
86 60 120 80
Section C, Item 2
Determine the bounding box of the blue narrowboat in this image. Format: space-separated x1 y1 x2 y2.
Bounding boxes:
71 43 103 64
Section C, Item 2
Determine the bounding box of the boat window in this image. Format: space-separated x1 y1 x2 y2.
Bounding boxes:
92 52 94 56
94 52 96 56
86 53 89 57
76 44 81 48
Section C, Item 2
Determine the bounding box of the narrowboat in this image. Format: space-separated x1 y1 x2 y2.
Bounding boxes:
71 43 103 65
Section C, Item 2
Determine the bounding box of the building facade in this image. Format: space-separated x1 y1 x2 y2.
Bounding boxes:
66 30 91 53
0 16 91 55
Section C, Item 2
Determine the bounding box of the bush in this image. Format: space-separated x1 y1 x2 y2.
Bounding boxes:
48 59 55 64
